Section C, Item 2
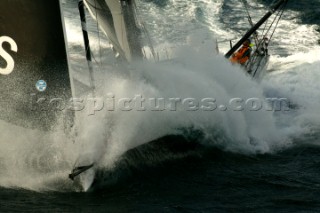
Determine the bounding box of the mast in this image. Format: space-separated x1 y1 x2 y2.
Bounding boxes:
225 0 288 58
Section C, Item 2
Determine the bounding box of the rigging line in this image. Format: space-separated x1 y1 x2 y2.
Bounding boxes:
241 0 261 66
250 7 281 58
135 1 157 61
94 0 103 67
84 2 102 69
241 0 259 45
84 0 111 68
260 4 271 40
263 6 283 39
269 1 287 43
120 1 125 56
241 0 254 27
133 1 147 59
78 0 96 93
260 0 281 40
84 0 106 12
84 0 104 69
131 0 156 61
90 49 101 65
252 56 265 78
260 18 269 40
250 3 287 77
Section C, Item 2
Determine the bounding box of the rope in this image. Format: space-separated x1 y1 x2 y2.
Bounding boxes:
260 14 269 40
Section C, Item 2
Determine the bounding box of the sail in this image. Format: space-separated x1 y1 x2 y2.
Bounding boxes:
84 0 144 61
0 0 73 130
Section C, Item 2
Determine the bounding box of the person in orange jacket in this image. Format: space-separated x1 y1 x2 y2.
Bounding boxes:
230 39 252 65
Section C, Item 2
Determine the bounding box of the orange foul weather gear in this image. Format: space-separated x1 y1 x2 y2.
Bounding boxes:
230 46 252 65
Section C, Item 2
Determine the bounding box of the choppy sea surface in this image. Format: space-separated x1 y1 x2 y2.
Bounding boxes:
1 0 320 212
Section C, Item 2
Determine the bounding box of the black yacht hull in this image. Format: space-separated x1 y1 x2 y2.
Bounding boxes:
0 0 74 130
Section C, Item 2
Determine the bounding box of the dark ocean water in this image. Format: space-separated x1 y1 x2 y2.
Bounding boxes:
1 0 320 212
2 144 320 212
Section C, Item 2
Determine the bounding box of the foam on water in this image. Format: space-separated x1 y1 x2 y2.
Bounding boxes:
263 48 320 139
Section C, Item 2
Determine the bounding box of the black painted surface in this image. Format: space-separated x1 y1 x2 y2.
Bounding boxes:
0 0 73 130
